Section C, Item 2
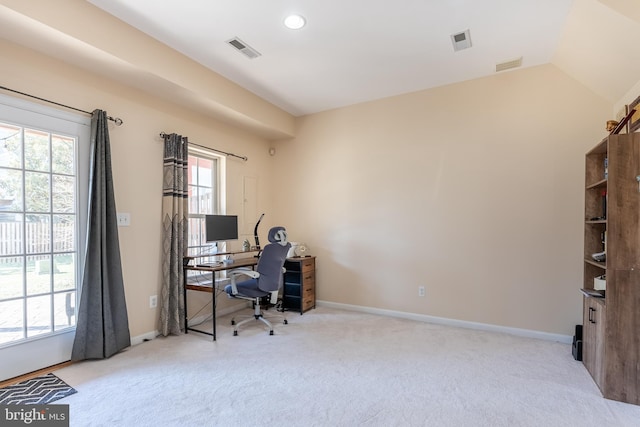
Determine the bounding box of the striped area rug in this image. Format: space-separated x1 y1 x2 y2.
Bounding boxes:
0 373 77 405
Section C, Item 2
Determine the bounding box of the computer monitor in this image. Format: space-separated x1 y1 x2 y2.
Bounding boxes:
205 215 238 242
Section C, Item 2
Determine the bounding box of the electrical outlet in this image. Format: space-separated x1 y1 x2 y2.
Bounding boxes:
117 213 131 227
418 286 425 297
149 295 157 308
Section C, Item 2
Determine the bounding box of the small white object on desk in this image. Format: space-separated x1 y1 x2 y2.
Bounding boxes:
287 242 309 258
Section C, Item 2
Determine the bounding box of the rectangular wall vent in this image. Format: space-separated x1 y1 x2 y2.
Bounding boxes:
495 57 523 72
227 37 261 59
451 29 472 52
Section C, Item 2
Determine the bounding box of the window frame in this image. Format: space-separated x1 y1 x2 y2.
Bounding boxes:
187 147 225 256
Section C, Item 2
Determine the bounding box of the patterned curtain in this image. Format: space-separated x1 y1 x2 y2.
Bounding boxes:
71 110 131 361
159 133 188 336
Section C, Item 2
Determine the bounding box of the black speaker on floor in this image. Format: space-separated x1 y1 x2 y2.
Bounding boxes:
572 324 583 361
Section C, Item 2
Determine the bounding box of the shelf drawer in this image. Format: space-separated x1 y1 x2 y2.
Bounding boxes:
301 278 316 292
286 257 315 272
283 295 301 310
284 283 301 297
303 283 315 297
284 271 300 283
302 297 315 312
284 265 314 283
300 257 315 273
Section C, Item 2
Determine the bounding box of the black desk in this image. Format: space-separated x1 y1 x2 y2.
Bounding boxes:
183 257 258 340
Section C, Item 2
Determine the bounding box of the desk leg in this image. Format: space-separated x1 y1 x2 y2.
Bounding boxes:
212 271 216 341
183 267 188 335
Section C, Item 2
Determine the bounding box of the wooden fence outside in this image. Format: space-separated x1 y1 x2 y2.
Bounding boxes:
0 222 74 263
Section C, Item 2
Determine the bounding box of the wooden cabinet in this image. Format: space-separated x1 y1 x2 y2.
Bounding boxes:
582 297 606 388
282 257 316 314
582 133 640 405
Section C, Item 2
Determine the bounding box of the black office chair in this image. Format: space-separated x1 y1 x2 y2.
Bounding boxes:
224 226 291 335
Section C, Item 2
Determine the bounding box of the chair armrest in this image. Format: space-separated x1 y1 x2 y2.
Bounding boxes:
227 267 260 280
229 268 259 278
228 268 260 295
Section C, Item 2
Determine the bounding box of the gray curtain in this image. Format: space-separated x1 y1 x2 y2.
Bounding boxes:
159 133 188 336
71 110 131 361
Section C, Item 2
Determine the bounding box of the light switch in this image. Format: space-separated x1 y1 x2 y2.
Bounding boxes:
117 213 131 227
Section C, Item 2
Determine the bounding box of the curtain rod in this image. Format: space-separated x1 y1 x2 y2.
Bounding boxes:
0 85 124 126
159 132 248 161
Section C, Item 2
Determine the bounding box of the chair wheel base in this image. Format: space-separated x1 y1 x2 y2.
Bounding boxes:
269 330 274 335
283 319 288 325
233 330 238 336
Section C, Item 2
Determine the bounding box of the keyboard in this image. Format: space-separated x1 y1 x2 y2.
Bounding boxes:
196 262 222 267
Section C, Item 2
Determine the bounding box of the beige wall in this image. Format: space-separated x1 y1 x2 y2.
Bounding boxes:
2 36 618 338
272 64 611 336
1 39 277 338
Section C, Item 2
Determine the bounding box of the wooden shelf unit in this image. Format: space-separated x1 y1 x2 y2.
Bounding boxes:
282 256 316 314
582 133 640 405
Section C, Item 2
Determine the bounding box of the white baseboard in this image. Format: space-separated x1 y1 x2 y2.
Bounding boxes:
317 300 572 344
131 330 158 346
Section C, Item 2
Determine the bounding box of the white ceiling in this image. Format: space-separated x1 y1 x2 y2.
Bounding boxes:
87 0 576 116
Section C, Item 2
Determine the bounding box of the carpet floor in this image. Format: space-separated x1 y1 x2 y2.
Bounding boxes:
55 306 640 426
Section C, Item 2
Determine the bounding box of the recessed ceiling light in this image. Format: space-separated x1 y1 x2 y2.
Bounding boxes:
284 14 306 30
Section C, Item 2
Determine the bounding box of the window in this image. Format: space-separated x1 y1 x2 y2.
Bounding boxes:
187 149 223 255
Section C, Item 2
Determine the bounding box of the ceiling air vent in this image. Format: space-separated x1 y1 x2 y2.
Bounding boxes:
451 29 472 52
227 37 261 59
495 57 523 72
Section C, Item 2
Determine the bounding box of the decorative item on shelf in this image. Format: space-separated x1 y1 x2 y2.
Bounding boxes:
242 238 251 252
606 120 619 132
610 107 636 134
594 275 606 291
592 251 606 263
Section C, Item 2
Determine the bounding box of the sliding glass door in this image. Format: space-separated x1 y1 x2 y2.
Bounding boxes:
0 94 90 381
